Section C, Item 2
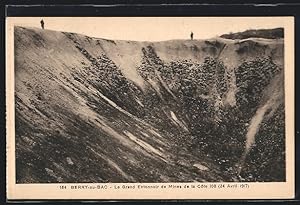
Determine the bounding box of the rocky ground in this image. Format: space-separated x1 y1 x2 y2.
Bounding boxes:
14 26 285 183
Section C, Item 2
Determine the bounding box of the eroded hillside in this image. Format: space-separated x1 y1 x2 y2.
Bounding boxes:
14 26 285 183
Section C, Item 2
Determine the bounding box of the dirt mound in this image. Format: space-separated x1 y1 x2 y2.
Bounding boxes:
220 27 284 40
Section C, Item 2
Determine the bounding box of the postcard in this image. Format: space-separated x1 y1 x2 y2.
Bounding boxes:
6 17 295 200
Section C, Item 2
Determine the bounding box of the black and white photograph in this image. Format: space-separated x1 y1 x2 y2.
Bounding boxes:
6 17 295 199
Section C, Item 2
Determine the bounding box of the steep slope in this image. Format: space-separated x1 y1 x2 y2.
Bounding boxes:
14 26 285 183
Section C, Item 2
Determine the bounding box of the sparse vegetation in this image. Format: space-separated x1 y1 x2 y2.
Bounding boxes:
220 28 284 40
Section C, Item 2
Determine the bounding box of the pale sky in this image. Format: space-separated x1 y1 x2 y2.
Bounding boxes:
8 17 291 41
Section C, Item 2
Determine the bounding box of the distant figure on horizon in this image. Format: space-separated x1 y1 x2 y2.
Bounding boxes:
190 32 193 40
40 19 44 29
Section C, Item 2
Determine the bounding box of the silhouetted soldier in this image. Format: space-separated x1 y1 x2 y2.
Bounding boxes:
190 32 193 40
40 19 44 29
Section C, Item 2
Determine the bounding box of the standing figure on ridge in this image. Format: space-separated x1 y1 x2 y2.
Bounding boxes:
40 19 45 29
190 31 193 40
